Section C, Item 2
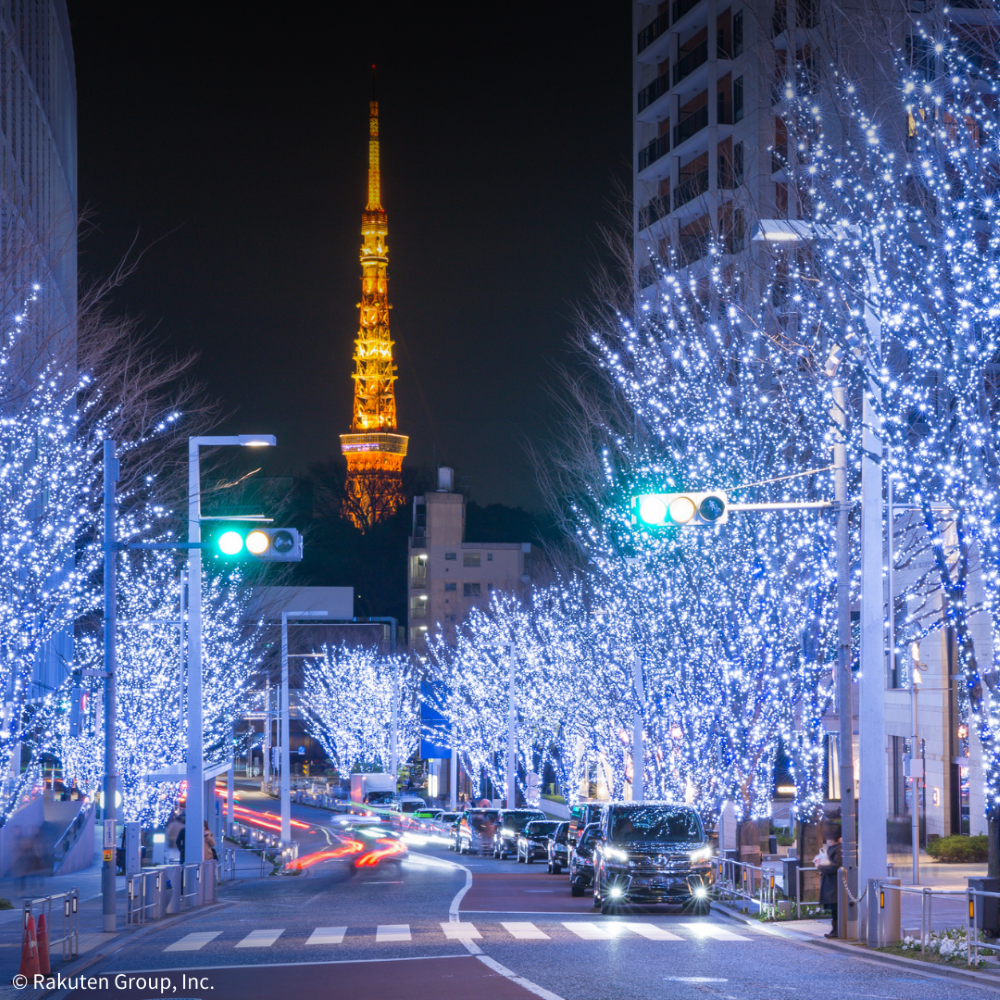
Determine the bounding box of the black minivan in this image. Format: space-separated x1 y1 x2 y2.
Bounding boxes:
592 802 713 915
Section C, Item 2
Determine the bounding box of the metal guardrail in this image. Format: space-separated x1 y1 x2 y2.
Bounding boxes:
712 857 822 920
125 862 219 925
23 888 78 960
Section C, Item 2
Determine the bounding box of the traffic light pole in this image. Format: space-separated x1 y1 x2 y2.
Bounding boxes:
102 441 118 933
187 438 205 866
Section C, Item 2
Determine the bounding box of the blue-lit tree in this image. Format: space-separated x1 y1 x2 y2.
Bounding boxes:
302 644 418 776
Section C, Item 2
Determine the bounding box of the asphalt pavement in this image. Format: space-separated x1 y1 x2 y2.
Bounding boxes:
19 792 1000 1000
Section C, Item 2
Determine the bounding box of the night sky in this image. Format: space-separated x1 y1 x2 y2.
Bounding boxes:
65 4 632 510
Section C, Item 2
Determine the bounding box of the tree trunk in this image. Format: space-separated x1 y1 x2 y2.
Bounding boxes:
738 819 761 868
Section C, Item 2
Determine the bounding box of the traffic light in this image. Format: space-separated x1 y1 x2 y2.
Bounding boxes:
631 492 729 528
214 527 303 561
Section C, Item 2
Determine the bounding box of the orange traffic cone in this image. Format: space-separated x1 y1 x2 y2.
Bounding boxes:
18 914 39 979
36 912 50 975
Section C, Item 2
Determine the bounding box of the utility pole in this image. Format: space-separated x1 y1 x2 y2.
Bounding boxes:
280 611 327 843
632 652 644 801
831 379 858 939
101 440 118 933
506 644 516 809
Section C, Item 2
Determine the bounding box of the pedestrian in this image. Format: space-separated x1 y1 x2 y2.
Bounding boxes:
203 820 217 861
165 810 183 852
176 824 185 864
815 824 843 938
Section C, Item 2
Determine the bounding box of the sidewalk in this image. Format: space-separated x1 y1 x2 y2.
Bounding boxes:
713 900 1000 991
0 840 266 992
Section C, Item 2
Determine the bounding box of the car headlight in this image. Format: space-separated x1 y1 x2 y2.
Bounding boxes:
689 846 713 862
502 828 515 836
604 847 628 862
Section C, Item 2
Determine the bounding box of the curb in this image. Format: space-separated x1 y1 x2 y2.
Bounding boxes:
711 901 1000 992
34 899 231 998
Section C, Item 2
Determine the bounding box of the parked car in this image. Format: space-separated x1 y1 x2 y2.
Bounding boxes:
547 821 569 874
569 822 600 896
492 808 546 859
457 808 500 854
516 820 561 864
592 802 713 915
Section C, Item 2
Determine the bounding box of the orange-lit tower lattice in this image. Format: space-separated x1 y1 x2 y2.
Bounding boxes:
340 87 408 528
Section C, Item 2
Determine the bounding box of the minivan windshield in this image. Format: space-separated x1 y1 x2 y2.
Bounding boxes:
609 806 703 844
504 811 544 831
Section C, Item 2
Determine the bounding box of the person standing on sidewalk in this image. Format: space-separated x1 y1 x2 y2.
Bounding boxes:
817 825 843 938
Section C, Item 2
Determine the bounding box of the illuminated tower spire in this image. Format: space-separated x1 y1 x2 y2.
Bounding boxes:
340 70 408 530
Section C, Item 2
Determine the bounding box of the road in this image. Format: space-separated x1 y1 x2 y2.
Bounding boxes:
43 791 1000 1000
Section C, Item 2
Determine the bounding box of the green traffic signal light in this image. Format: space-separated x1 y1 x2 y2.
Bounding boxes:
217 530 245 555
632 491 729 528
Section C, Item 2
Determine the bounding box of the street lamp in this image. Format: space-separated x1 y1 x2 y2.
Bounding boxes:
754 219 886 932
187 435 275 869
280 611 327 843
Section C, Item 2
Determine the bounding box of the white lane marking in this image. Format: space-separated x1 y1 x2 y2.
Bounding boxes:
306 927 346 945
682 923 749 941
477 954 569 1000
235 929 284 948
376 924 411 942
562 922 621 940
502 921 550 940
164 931 222 952
439 849 567 1000
666 977 728 983
621 922 684 940
441 922 482 940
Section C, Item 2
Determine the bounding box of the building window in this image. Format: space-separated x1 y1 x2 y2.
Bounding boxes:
733 76 744 123
445 582 457 591
487 553 493 561
463 552 480 567
733 141 744 185
488 583 494 591
445 552 457 561
733 10 743 57
463 583 481 597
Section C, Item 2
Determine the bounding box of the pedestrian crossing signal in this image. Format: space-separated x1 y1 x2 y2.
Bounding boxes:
214 527 303 561
631 492 729 528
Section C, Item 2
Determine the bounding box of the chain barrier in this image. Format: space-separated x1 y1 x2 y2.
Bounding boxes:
840 868 867 905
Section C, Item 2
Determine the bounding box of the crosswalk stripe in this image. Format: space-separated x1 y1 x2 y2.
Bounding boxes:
441 922 482 940
164 931 221 952
562 921 621 940
681 923 749 941
620 922 684 941
376 924 411 942
235 929 284 948
306 927 347 945
501 921 550 940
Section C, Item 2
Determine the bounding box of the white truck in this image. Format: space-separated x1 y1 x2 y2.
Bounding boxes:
350 773 397 806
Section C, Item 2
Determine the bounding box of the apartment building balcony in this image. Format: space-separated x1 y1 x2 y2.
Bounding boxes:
672 40 733 98
637 8 670 64
678 230 710 267
671 162 737 221
637 72 671 122
672 103 733 160
927 0 1000 25
638 133 671 182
